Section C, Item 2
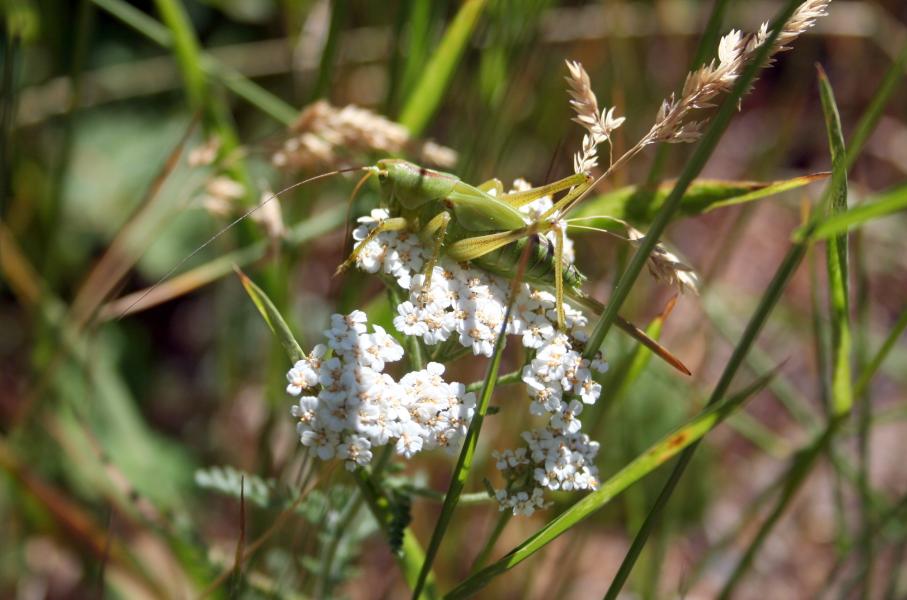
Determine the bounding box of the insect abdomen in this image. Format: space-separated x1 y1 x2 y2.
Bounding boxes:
471 234 586 289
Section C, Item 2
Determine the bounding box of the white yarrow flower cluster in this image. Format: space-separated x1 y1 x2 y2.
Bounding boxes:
287 311 476 470
350 188 609 516
353 183 589 359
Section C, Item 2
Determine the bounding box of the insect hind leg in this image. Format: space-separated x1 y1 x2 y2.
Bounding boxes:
418 211 451 294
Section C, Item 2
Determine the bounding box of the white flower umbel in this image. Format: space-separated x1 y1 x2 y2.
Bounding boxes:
352 179 607 515
350 186 611 515
288 310 476 470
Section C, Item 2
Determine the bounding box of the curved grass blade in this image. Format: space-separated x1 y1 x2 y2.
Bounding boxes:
571 173 828 227
444 369 777 600
234 267 304 363
794 182 907 242
816 65 852 417
398 0 487 136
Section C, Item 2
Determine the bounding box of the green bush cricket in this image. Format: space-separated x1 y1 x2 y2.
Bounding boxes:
338 158 691 375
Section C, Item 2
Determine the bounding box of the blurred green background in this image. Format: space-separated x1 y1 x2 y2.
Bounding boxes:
2 1 907 598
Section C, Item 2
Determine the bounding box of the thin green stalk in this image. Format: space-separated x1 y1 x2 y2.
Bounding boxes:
412 287 515 599
643 0 732 187
352 467 437 598
154 0 207 110
845 42 907 171
582 0 802 363
602 244 807 600
470 511 512 573
309 0 346 101
704 291 819 429
809 235 832 413
854 231 874 599
465 369 522 392
717 418 844 599
853 304 907 397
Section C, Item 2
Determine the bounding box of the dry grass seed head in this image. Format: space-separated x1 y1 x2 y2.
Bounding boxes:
272 100 457 171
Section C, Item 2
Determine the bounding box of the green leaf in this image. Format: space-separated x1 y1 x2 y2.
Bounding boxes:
235 267 305 363
571 173 828 227
817 65 852 417
445 370 775 600
794 183 907 242
399 0 487 136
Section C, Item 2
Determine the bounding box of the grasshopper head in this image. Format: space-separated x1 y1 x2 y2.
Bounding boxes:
373 159 459 210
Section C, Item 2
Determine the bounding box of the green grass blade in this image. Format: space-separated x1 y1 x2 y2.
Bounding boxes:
93 0 297 125
853 304 907 397
817 65 852 417
395 0 435 111
572 173 828 227
717 418 843 598
581 0 803 363
413 289 513 599
398 0 487 136
794 183 907 242
445 370 775 600
845 42 907 170
309 0 346 101
235 267 304 363
153 0 207 110
603 241 809 600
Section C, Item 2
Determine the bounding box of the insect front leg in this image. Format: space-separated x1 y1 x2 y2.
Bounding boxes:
418 211 451 292
552 221 567 330
334 217 409 275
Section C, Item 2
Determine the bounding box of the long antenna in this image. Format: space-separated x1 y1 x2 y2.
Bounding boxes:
117 166 365 320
